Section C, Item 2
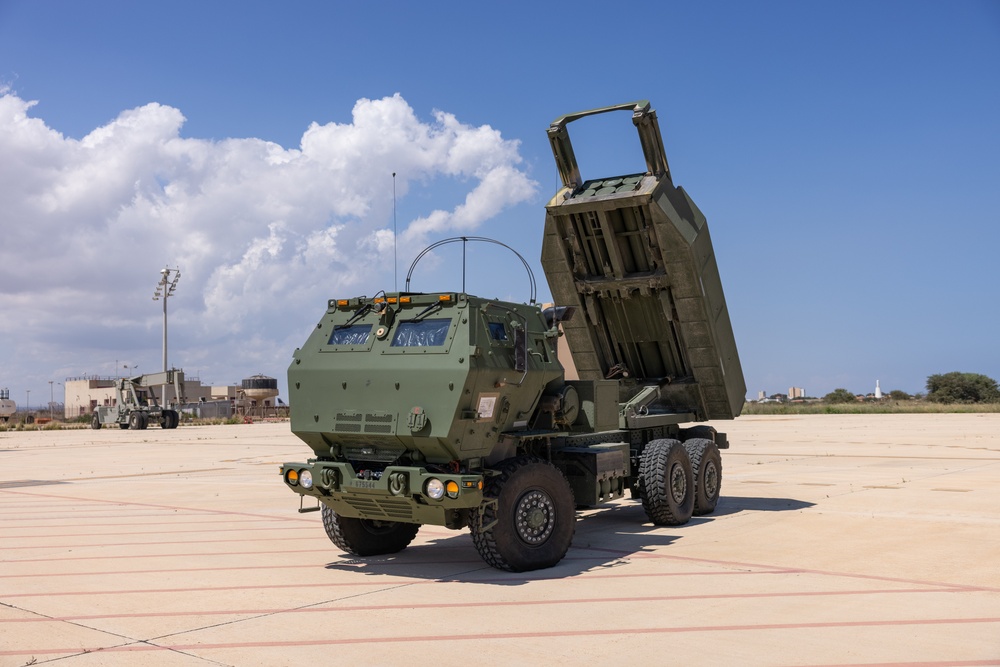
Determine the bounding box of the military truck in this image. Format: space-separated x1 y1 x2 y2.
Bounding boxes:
91 370 183 430
281 100 745 571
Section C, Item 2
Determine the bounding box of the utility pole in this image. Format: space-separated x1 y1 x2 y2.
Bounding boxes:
153 267 180 407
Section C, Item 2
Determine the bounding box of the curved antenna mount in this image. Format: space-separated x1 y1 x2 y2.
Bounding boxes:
404 236 537 305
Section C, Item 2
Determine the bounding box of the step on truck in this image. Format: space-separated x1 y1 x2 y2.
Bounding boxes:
281 100 745 571
91 370 183 430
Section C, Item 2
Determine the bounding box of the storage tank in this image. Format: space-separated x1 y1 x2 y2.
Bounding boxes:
241 375 279 401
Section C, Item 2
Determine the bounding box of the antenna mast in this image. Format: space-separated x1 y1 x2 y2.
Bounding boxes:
392 172 397 292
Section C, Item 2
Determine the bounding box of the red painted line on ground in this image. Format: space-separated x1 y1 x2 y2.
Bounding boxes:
0 534 323 550
0 547 337 566
0 517 287 528
0 587 964 623
1 525 310 539
2 617 998 657
0 568 786 598
578 546 1000 594
0 488 314 523
0 562 325 579
798 662 1000 667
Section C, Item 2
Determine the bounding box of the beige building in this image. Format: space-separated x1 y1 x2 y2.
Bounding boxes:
63 375 238 419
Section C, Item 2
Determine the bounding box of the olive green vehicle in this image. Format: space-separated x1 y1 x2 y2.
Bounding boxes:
281 100 745 571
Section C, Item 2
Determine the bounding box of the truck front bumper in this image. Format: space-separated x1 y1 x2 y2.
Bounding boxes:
281 460 484 528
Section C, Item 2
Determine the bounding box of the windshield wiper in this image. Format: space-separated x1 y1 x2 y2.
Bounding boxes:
402 301 443 323
335 303 373 330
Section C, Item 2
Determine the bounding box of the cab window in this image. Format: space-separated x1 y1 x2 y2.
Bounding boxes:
328 324 372 346
488 322 508 341
391 318 451 347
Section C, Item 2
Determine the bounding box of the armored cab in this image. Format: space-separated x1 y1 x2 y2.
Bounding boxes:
281 100 745 572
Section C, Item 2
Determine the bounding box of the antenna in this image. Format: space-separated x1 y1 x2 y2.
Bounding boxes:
392 172 397 292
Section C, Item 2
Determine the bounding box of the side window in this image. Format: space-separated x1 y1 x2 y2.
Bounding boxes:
488 322 508 341
391 318 451 347
328 324 372 346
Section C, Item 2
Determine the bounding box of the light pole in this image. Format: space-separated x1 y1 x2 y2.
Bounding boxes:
49 381 53 420
26 389 30 414
153 267 180 407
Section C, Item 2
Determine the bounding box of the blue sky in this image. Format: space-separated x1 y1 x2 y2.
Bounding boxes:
1 0 998 410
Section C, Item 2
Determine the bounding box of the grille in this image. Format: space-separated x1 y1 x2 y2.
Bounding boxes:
344 497 414 521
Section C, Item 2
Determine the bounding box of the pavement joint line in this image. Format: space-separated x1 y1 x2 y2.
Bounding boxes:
3 616 999 656
0 586 970 623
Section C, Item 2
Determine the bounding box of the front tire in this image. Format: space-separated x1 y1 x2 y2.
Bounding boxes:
321 506 419 557
638 439 694 525
91 413 101 430
470 456 575 572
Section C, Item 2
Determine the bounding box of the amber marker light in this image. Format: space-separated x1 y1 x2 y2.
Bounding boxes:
445 480 460 498
336 299 350 308
400 296 412 303
438 294 453 302
286 469 299 485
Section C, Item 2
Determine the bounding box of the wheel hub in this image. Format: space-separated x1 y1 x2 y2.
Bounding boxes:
515 490 554 544
703 460 719 498
669 463 687 504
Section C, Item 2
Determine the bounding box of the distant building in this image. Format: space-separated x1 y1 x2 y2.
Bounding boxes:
874 380 882 400
788 387 805 399
757 390 766 401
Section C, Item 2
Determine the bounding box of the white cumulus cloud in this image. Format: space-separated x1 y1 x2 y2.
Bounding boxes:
0 89 538 395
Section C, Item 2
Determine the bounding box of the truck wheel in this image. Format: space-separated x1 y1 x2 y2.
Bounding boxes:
683 438 722 515
119 422 130 430
470 456 575 572
638 439 694 525
166 410 179 429
321 506 419 556
91 413 102 430
129 412 148 430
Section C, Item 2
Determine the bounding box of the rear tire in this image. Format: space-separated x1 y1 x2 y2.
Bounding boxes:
321 505 419 557
683 438 722 515
638 439 694 525
470 456 575 572
91 413 101 430
129 412 148 430
119 422 130 429
160 410 179 429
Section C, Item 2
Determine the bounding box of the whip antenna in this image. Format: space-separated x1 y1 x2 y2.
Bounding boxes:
392 172 397 292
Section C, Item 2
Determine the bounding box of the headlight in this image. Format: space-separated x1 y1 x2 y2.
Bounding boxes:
299 469 313 489
425 478 445 500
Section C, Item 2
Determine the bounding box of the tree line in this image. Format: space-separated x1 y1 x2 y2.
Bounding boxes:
823 372 1000 404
